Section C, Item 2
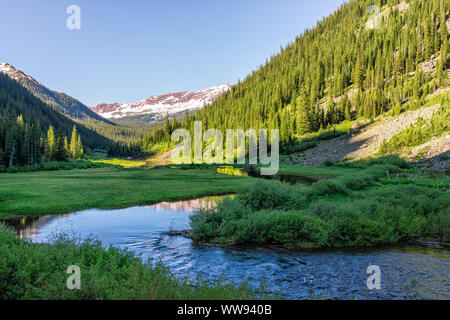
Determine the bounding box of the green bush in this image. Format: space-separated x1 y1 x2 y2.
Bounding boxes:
7 166 19 173
339 174 374 190
367 156 410 169
269 212 328 248
311 180 348 196
327 213 390 247
0 160 109 174
0 225 261 300
190 166 450 249
240 181 308 210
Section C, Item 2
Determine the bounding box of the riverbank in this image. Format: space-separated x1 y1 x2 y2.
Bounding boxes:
190 157 450 249
3 199 448 300
0 166 256 218
0 223 264 300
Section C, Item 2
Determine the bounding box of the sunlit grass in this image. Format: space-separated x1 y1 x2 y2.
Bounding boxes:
0 166 256 218
93 158 147 168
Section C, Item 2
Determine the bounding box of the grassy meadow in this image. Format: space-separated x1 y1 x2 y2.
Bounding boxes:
0 155 448 300
0 165 256 218
0 161 268 300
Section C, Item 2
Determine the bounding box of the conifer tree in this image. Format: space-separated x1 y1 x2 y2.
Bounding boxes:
76 135 84 159
295 88 311 135
70 125 78 159
54 128 67 162
46 126 55 159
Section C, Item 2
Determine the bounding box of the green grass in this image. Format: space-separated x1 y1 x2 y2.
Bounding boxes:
93 158 147 168
0 166 256 218
277 166 356 178
0 159 110 174
190 158 450 249
282 120 357 154
0 224 264 300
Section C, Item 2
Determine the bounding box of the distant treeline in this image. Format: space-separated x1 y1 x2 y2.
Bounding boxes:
107 142 144 158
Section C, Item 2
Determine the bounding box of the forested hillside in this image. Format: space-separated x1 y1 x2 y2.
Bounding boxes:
0 62 111 123
0 73 111 150
142 0 449 148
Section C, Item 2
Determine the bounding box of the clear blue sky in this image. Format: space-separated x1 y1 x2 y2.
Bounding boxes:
0 0 344 107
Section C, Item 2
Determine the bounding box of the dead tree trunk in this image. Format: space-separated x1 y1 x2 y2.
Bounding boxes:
9 143 15 168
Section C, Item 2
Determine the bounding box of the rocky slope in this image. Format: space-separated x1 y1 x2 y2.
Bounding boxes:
292 101 448 168
90 83 232 122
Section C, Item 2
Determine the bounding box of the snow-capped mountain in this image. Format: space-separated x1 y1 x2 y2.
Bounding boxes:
0 62 40 85
0 62 111 123
90 84 232 121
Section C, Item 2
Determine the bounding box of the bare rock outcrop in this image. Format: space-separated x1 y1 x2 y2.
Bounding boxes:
295 103 442 166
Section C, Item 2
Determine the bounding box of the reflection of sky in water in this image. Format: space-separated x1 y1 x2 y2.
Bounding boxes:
2 196 449 300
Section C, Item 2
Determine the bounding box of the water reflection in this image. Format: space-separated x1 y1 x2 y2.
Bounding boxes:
150 196 228 212
2 215 63 239
217 165 323 185
1 196 449 300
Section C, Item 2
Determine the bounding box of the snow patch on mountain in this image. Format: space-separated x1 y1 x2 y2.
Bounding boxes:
91 83 232 120
0 62 40 85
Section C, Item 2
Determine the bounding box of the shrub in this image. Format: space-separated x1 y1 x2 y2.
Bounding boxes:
307 200 338 219
240 181 308 210
0 225 259 300
367 156 410 169
190 165 450 249
269 212 328 248
339 174 374 190
7 166 19 173
365 164 401 180
311 180 348 196
327 213 390 247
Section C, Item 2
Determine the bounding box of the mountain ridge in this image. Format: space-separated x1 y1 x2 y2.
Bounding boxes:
90 83 232 122
0 72 112 149
0 62 112 124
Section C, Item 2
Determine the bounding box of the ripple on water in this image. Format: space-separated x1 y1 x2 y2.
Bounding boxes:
2 197 449 300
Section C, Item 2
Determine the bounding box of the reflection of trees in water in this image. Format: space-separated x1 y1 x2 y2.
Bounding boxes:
1 196 232 238
1 215 61 239
149 196 231 212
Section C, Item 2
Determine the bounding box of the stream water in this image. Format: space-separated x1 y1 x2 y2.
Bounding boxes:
2 196 449 300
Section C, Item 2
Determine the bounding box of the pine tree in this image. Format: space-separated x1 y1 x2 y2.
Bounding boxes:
70 125 79 159
31 121 41 166
137 0 448 151
46 126 55 160
76 135 84 159
54 128 67 162
5 123 19 168
69 125 84 159
344 95 351 121
354 50 365 89
64 136 69 158
295 88 311 135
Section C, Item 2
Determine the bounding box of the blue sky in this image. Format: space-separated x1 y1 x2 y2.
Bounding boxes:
0 0 345 107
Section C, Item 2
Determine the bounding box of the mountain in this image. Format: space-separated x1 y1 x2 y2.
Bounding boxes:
90 84 232 122
0 62 111 123
0 72 111 149
142 0 449 149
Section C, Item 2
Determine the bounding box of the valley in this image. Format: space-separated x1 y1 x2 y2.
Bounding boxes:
0 0 449 302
